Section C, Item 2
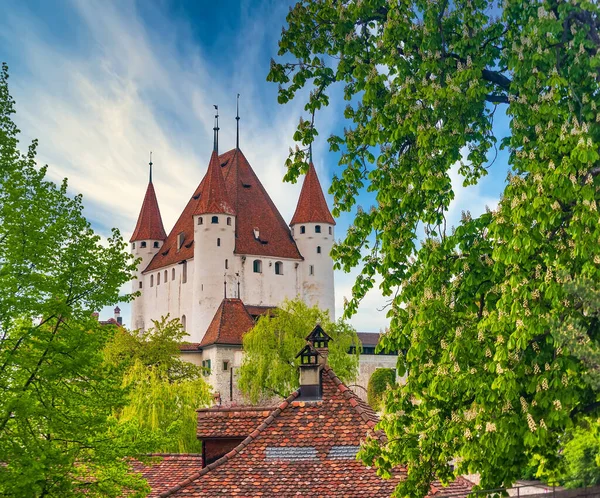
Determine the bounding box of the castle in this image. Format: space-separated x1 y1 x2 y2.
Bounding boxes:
129 127 338 400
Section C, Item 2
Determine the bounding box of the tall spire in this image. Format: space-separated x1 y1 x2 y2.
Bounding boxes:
130 159 167 242
194 151 235 216
290 157 336 226
213 105 219 153
236 94 240 149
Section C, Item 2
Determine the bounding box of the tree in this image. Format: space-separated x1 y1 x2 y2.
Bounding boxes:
269 1 600 495
106 317 212 453
238 299 360 403
367 368 396 411
561 418 600 488
0 63 150 496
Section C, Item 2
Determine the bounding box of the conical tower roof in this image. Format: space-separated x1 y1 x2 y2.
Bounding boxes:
194 150 235 216
130 179 167 242
290 162 335 225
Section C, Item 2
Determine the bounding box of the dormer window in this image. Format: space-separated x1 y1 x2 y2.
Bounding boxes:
177 232 185 250
153 241 159 248
211 216 219 224
253 259 262 273
315 225 321 234
275 261 283 275
300 226 306 234
141 241 147 248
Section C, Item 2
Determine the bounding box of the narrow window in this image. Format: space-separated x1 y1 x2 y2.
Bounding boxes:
164 270 168 282
198 217 203 225
253 259 262 273
172 268 175 280
182 260 187 284
177 232 185 250
139 281 143 289
217 238 221 247
315 225 321 234
157 272 161 285
141 241 147 248
211 216 219 224
309 265 314 276
132 242 136 249
275 261 283 275
181 315 186 331
329 226 332 235
225 259 228 269
317 246 321 254
300 226 306 234
227 217 231 226
223 361 229 371
153 241 159 248
150 275 154 287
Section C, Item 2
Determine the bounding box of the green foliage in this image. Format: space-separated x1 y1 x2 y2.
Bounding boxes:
367 368 396 411
238 299 360 403
561 418 600 488
106 317 212 453
0 63 149 497
269 1 600 496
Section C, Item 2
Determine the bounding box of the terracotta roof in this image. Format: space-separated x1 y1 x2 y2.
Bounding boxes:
141 365 473 498
178 343 201 352
130 454 202 496
430 477 476 497
357 332 382 347
243 304 277 319
130 181 167 242
198 298 255 348
194 151 235 216
196 407 277 439
290 162 336 226
144 149 301 273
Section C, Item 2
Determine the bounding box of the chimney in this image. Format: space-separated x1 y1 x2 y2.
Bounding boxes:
295 325 333 401
114 306 122 326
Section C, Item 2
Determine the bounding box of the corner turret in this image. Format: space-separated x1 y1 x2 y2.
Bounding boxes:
290 160 336 319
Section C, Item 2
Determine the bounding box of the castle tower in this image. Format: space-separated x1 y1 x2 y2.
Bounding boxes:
290 160 336 319
130 159 167 331
193 150 237 338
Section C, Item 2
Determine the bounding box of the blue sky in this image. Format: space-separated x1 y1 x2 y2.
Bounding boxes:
0 0 511 332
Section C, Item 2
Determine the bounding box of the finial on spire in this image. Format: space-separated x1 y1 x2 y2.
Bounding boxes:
213 105 220 153
149 151 153 183
236 93 240 149
309 143 313 164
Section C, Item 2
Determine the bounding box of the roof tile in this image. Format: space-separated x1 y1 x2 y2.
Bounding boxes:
198 298 255 348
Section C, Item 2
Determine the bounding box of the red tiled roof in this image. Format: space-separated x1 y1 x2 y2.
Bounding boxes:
130 454 202 496
243 304 277 319
144 149 301 273
193 151 235 216
130 181 167 242
198 298 255 348
357 332 382 347
290 162 336 226
178 343 201 352
196 407 277 439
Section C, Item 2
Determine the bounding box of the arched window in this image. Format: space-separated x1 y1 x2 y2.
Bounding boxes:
172 268 175 280
275 261 283 275
153 241 159 248
329 226 333 235
164 270 167 282
211 216 219 224
150 275 154 287
227 217 232 226
225 259 228 269
198 217 203 225
300 226 306 234
315 225 321 233
253 259 262 273
182 260 188 283
217 238 221 247
181 315 186 331
317 246 322 254
141 241 147 248
157 272 161 285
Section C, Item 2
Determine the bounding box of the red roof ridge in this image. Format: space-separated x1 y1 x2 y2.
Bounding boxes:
198 298 255 348
194 150 235 216
130 181 167 242
290 162 336 226
158 390 300 498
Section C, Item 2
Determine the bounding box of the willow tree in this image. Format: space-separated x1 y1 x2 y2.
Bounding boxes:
269 1 600 496
0 63 149 497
